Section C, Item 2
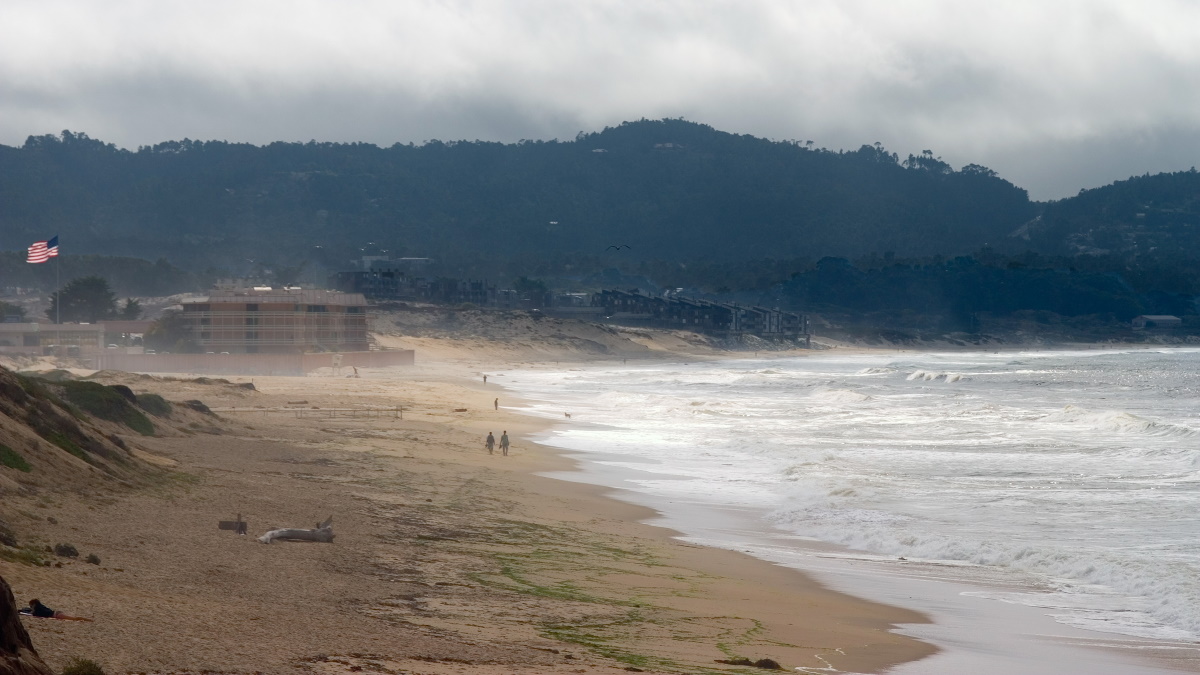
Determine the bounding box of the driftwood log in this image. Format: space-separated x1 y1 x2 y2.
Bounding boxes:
0 575 53 675
258 516 334 544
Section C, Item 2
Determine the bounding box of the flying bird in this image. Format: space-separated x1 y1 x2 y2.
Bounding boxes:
606 244 632 251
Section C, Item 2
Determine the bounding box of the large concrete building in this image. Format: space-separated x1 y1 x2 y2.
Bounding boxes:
180 289 369 354
0 320 154 356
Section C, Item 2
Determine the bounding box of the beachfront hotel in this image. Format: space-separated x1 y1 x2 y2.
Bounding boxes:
179 288 370 354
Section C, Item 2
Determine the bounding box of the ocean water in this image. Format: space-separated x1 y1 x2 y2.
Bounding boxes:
500 348 1200 645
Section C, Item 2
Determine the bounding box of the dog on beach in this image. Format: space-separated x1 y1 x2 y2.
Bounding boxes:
564 412 571 419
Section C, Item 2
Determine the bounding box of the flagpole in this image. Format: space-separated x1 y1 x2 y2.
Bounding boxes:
55 250 60 351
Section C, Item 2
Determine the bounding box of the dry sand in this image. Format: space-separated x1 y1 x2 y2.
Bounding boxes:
0 338 934 674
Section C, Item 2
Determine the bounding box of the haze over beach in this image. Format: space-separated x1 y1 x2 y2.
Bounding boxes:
4 2 1200 675
4 0 1200 200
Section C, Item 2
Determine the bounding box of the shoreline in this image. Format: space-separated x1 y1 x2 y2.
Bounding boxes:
534 443 1200 675
6 341 1197 673
0 353 937 674
498 349 1200 675
430 358 944 673
488 374 941 674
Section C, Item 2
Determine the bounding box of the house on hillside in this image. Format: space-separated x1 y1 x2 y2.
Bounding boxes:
330 257 434 300
1132 315 1182 330
330 257 502 306
593 289 808 340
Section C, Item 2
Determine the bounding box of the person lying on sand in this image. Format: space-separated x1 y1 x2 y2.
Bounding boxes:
21 598 93 621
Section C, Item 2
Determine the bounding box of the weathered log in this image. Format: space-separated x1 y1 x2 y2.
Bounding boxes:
258 516 334 544
0 575 53 675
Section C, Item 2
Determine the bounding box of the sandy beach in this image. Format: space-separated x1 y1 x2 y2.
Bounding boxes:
0 331 937 675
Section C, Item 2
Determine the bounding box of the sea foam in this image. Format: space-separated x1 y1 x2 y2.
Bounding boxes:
504 348 1200 642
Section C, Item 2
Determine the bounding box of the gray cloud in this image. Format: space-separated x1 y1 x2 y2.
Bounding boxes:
3 0 1200 199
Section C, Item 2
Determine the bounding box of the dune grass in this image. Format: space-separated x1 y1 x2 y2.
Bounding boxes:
0 443 32 472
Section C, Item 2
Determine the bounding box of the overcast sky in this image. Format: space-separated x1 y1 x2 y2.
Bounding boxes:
3 0 1200 200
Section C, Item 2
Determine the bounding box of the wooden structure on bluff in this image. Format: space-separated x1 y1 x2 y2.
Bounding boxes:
595 289 808 341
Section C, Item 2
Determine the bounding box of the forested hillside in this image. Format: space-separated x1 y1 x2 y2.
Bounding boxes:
0 119 1036 270
4 119 1200 330
1021 169 1200 258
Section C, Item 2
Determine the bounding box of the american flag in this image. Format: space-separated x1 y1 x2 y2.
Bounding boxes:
26 235 59 264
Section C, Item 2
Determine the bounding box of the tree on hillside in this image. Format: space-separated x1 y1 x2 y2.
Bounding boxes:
47 276 117 323
272 261 308 287
143 310 199 353
513 276 548 295
119 298 143 320
513 276 549 308
0 301 25 322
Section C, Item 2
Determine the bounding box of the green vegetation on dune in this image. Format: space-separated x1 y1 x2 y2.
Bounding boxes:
0 545 48 566
58 381 155 436
44 430 90 463
135 393 172 417
0 368 162 483
0 444 32 472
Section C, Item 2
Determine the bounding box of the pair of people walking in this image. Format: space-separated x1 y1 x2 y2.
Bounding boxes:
484 431 510 456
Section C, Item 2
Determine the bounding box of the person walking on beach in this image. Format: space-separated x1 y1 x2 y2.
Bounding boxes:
500 431 510 456
494 398 499 410
485 432 495 454
483 374 488 384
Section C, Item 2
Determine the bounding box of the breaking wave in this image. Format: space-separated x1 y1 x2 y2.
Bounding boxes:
1042 405 1197 437
808 388 872 403
906 370 965 383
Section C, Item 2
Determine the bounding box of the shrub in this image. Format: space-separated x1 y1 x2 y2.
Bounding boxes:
0 546 46 566
85 553 101 565
135 393 172 417
29 369 75 382
58 381 155 435
0 444 32 472
46 432 90 463
0 525 16 547
108 384 137 403
61 657 106 675
182 400 213 415
54 542 79 557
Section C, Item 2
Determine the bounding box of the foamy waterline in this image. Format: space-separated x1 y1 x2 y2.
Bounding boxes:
499 348 1200 646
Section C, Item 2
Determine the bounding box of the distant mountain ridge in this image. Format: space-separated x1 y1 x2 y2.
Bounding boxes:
0 119 1195 272
0 119 1032 266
